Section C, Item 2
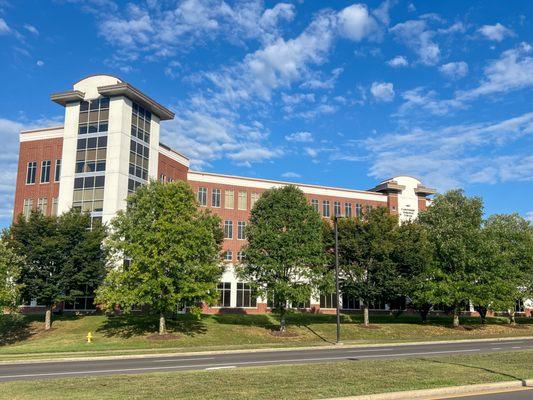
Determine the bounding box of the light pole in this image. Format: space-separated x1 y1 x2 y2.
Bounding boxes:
334 216 341 344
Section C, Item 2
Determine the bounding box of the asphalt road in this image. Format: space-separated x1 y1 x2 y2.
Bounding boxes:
442 388 533 399
0 337 531 382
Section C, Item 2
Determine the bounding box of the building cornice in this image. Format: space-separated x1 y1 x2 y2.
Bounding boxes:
415 185 437 196
188 170 388 202
20 126 64 142
50 90 85 106
371 181 406 193
158 143 190 167
97 83 175 121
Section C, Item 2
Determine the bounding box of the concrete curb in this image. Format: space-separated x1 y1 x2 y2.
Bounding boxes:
0 336 531 365
321 380 533 400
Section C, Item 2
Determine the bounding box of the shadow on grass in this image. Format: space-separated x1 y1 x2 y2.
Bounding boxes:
422 357 526 382
97 314 207 339
0 314 33 346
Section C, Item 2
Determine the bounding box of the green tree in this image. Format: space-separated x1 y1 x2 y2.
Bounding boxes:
337 207 399 326
0 237 24 309
238 186 326 332
96 180 223 335
472 214 533 324
8 210 106 329
418 189 483 327
393 221 442 322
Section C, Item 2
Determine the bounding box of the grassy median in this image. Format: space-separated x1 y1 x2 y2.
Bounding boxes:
1 350 532 400
1 313 532 360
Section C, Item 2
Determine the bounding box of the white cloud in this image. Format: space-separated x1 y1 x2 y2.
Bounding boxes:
390 19 440 65
36 60 44 67
526 211 533 223
478 23 514 42
439 61 468 80
23 24 39 35
371 82 395 102
387 55 408 67
281 171 301 178
337 4 382 42
363 112 533 189
285 131 313 142
0 18 10 35
301 67 343 90
304 147 319 157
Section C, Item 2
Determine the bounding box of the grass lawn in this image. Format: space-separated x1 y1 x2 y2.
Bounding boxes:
1 350 532 400
0 312 532 360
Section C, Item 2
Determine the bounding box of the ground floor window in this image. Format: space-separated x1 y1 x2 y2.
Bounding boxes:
342 293 360 309
236 283 257 308
368 298 386 310
64 285 96 310
320 293 337 309
292 299 310 309
515 299 525 313
216 282 231 307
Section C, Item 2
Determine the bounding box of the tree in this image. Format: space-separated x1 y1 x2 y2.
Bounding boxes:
418 189 483 327
238 186 326 332
337 207 399 326
393 221 442 322
0 237 24 310
96 180 223 335
7 210 106 329
472 214 533 324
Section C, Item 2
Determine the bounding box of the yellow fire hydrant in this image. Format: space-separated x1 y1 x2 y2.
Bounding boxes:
87 331 93 343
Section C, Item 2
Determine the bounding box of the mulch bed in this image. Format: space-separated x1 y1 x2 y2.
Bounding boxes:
146 333 181 341
269 330 299 338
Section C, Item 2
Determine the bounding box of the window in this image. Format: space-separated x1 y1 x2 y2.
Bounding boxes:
212 188 221 207
238 191 247 210
37 198 48 215
320 293 337 309
345 203 352 218
23 199 33 220
355 203 363 218
216 282 231 307
237 283 257 308
237 251 244 262
78 97 109 135
72 176 105 213
198 187 207 206
40 160 51 183
54 159 61 182
311 199 319 212
322 200 330 217
366 205 373 215
159 174 166 182
250 193 260 209
369 297 386 310
293 299 310 309
224 220 233 239
334 201 341 217
26 161 36 184
128 139 149 181
342 293 360 310
51 198 58 216
225 190 234 209
76 136 108 174
237 221 246 240
224 250 233 262
63 285 97 311
131 102 151 144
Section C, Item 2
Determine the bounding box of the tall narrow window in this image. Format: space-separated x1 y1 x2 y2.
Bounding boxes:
51 198 58 216
224 250 233 261
224 190 234 209
212 188 221 207
237 283 257 308
334 201 341 217
26 161 36 184
216 282 231 307
322 200 330 217
237 251 244 262
355 203 362 218
197 187 207 206
320 293 337 308
54 159 61 182
345 203 352 218
37 198 48 215
40 160 51 183
237 221 246 240
250 193 260 209
23 199 33 220
311 199 319 212
238 191 247 210
366 205 373 215
224 220 233 239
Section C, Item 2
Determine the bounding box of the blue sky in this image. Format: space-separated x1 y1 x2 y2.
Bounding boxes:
0 0 532 228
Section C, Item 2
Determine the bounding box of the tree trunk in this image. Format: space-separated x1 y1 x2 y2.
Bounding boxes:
477 306 487 325
279 310 286 332
159 313 166 335
363 306 369 326
419 307 430 323
453 308 460 327
45 307 52 330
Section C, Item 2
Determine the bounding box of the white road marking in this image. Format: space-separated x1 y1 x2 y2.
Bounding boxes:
511 346 521 349
492 347 502 350
347 348 394 353
205 366 236 370
151 357 214 363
